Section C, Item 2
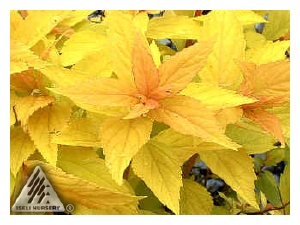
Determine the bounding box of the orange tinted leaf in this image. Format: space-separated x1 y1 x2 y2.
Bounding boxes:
239 61 290 95
51 78 139 108
153 40 214 98
27 102 71 167
132 32 159 96
148 95 240 150
243 94 289 109
244 109 285 146
14 95 56 128
10 70 38 95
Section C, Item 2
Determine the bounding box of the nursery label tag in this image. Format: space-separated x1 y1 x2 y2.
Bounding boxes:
12 166 65 212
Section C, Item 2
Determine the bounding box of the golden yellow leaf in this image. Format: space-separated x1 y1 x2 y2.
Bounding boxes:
198 10 246 90
132 32 159 96
180 179 213 215
60 30 108 66
105 11 136 88
10 40 49 74
57 146 133 194
14 95 56 128
52 118 103 147
244 109 285 146
180 83 257 110
267 103 290 138
100 117 153 185
149 40 161 68
11 10 70 48
10 126 36 177
216 107 243 129
263 10 290 41
10 70 37 95
10 90 19 126
133 11 149 34
148 96 240 150
200 149 259 209
58 10 94 27
27 101 71 167
131 140 183 214
246 41 290 64
146 16 202 39
154 40 214 97
51 77 139 108
24 160 142 213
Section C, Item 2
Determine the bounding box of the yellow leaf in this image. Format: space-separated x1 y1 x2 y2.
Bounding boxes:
244 109 285 146
51 78 139 108
225 122 277 154
180 179 213 215
105 11 136 88
244 31 267 49
71 50 112 78
146 16 202 39
155 40 214 96
10 171 16 197
132 32 159 96
200 149 259 209
149 40 161 68
131 139 183 214
246 41 290 64
133 11 149 34
198 10 246 90
27 101 71 167
100 117 153 184
14 95 56 128
11 10 70 48
10 126 36 177
233 10 267 25
10 40 49 74
57 146 133 194
58 10 94 27
60 30 108 66
239 61 290 95
148 96 240 150
24 160 142 213
52 118 103 147
279 163 290 207
72 203 139 215
263 10 290 41
216 107 243 129
181 83 257 110
10 91 19 126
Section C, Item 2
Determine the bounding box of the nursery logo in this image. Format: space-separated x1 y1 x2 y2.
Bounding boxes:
12 166 65 212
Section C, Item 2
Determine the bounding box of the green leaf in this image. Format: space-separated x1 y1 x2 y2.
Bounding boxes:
180 179 213 214
226 123 276 154
255 171 282 207
279 164 290 214
265 148 286 166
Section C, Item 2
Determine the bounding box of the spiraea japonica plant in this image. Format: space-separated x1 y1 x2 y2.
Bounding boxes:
10 10 290 215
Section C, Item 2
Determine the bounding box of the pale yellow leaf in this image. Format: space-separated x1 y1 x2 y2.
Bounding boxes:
100 117 153 185
216 107 243 129
133 12 149 34
146 16 202 39
60 30 108 66
27 101 71 167
58 10 94 27
198 10 246 90
233 10 267 25
131 140 183 214
52 118 102 147
246 41 290 64
180 179 213 215
57 146 133 194
14 95 56 128
200 149 259 209
180 83 257 110
24 160 142 213
244 31 267 49
10 126 36 177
